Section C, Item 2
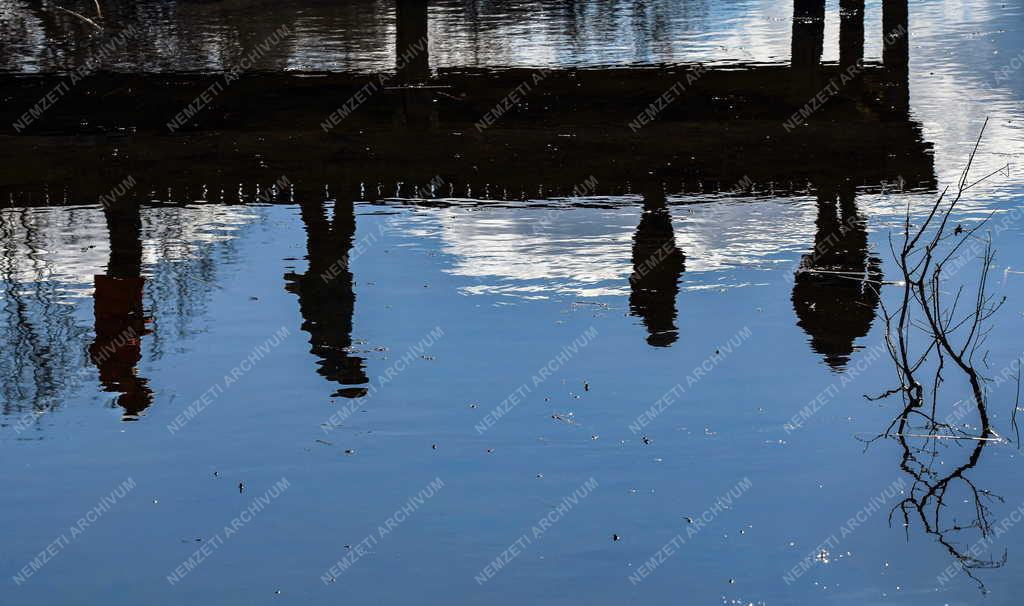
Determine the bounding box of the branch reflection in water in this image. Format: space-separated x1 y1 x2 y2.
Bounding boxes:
865 126 1019 591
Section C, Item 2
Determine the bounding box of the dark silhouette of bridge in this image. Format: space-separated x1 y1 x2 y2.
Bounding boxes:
1 0 923 200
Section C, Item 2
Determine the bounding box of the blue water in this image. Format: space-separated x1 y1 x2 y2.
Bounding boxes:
2 1 1024 604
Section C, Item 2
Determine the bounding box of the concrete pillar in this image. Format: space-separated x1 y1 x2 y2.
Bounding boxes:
792 0 826 67
396 0 429 82
839 0 864 69
882 0 909 112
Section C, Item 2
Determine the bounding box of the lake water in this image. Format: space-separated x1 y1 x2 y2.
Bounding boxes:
1 1 1024 604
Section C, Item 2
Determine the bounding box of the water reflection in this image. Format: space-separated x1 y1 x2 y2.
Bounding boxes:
285 193 368 397
2 0 921 73
791 183 882 370
893 427 1003 590
0 204 256 424
629 187 684 347
0 208 94 420
1 1 1023 603
0 0 936 405
90 201 152 420
1 0 930 201
867 175 1013 590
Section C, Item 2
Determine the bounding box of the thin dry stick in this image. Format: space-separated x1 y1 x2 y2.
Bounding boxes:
1014 362 1021 446
864 119 1016 590
56 6 103 31
893 433 1002 441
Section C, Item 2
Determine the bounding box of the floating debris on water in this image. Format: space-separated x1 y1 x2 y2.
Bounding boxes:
552 412 577 424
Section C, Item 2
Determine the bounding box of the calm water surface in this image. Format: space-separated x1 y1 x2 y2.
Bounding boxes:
2 1 1024 605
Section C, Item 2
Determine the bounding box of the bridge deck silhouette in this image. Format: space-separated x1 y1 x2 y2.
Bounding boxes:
0 0 928 204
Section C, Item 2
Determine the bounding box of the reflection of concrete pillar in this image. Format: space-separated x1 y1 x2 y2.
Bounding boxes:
285 193 368 396
629 187 684 348
92 201 153 420
105 204 143 279
396 0 429 82
839 0 864 69
791 182 882 370
792 0 825 68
